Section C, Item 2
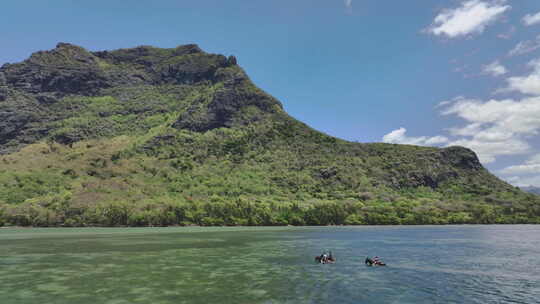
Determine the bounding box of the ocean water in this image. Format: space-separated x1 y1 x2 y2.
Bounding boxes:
1 225 539 304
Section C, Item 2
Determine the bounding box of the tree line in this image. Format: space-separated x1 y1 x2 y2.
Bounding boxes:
2 197 539 227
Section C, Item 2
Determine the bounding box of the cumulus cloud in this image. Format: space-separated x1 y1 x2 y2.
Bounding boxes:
389 90 540 163
523 11 540 26
440 94 540 162
500 154 540 175
504 175 540 187
448 122 483 136
427 0 510 38
442 61 540 163
508 35 540 56
381 32 540 166
441 96 540 134
382 128 449 146
446 137 529 163
482 60 507 76
503 58 540 95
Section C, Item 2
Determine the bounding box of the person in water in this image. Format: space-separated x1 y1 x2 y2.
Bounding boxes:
319 252 326 264
373 256 385 266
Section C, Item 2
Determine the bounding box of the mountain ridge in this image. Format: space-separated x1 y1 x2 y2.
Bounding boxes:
0 43 539 226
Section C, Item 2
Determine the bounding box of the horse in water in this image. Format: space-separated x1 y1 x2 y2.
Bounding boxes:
365 257 386 266
315 255 336 264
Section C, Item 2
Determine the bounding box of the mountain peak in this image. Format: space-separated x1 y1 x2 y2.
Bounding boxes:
0 43 242 99
28 42 98 67
55 42 86 50
0 43 282 152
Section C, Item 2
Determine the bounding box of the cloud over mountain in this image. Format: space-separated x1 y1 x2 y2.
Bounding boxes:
501 154 540 175
383 75 540 165
382 128 448 146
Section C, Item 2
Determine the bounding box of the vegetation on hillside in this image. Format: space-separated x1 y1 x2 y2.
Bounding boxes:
0 43 539 226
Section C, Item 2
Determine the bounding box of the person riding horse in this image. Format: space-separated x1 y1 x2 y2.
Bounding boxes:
315 251 335 264
365 256 385 266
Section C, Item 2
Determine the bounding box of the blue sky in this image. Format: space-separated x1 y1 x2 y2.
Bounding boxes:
1 0 540 186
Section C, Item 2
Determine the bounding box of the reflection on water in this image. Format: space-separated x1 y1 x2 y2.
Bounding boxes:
1 226 539 304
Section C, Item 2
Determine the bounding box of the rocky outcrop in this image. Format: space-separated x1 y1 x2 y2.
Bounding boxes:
93 44 236 85
0 43 246 153
441 146 483 170
173 74 282 132
1 43 108 97
398 146 483 188
0 71 7 101
0 43 239 100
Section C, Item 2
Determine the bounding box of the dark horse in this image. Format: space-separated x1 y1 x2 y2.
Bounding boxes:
315 255 336 264
365 257 386 266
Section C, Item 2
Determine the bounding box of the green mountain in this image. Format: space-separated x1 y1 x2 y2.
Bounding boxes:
0 43 539 226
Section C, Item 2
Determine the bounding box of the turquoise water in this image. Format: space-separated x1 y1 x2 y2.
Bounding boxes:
1 226 539 303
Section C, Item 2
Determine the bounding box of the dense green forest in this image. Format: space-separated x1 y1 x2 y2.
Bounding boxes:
0 43 539 226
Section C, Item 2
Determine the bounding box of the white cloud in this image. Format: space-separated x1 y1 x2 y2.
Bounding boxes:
440 61 540 163
523 11 540 26
439 95 540 162
500 154 540 174
427 0 510 38
448 122 483 136
503 58 540 95
508 35 540 56
442 96 540 136
503 175 540 187
390 91 538 164
502 166 540 175
424 136 450 145
437 96 465 108
482 60 507 76
446 137 530 163
380 47 540 167
382 127 449 146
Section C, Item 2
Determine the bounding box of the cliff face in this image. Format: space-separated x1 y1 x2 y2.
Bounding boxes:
0 43 538 226
0 43 281 152
1 43 227 96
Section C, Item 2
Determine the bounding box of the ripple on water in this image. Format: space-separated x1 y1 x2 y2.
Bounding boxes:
1 226 539 304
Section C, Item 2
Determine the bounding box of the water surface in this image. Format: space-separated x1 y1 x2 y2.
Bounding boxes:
1 226 539 303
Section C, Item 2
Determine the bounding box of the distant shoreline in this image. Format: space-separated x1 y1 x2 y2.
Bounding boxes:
2 223 538 229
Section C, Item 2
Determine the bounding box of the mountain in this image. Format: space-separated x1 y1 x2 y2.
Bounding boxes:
522 186 540 196
0 43 539 226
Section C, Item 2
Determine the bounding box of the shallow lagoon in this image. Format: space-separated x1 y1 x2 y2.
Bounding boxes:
1 226 539 304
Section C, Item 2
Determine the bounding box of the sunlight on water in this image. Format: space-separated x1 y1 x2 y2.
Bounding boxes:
1 226 539 304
